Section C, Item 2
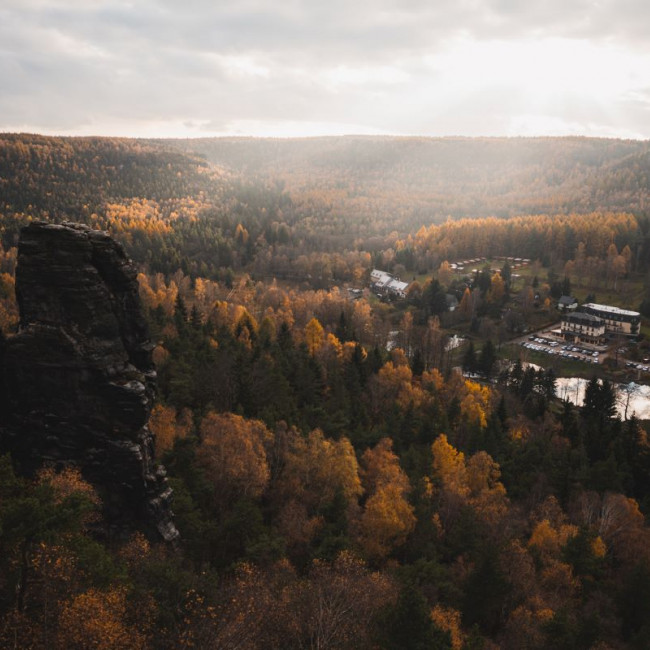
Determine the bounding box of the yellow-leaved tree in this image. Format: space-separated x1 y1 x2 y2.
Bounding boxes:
273 429 362 553
277 428 362 511
304 317 325 355
431 434 508 530
357 438 416 560
148 404 192 458
197 412 274 507
56 587 150 650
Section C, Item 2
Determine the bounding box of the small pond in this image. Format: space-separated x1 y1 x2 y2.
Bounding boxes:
556 377 650 420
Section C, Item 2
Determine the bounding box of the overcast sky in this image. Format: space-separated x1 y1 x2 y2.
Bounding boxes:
2 0 650 139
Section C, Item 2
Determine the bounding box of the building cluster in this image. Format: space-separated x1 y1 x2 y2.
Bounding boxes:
560 298 640 344
449 256 531 273
370 269 409 299
493 256 532 268
449 257 487 272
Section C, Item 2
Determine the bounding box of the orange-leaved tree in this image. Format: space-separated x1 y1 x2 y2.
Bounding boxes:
197 412 274 506
357 438 416 560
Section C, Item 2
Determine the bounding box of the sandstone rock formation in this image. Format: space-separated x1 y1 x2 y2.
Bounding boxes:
0 222 178 542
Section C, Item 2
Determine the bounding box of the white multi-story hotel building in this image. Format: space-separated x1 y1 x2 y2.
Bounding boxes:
582 303 640 336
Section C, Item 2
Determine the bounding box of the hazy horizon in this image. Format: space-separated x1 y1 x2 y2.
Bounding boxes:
4 132 650 144
23 127 650 143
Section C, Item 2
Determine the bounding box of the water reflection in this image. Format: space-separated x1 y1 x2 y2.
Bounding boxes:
555 377 650 419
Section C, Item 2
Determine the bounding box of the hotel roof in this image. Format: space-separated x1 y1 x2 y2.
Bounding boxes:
583 303 640 318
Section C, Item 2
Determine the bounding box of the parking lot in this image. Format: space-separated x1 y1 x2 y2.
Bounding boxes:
520 336 601 365
515 330 650 375
625 361 650 373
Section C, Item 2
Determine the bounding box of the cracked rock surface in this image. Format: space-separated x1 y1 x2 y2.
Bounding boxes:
0 222 178 542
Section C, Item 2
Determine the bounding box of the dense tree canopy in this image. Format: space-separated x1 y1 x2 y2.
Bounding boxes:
2 133 650 648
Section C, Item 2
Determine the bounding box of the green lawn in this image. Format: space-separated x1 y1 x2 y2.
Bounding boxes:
447 259 646 314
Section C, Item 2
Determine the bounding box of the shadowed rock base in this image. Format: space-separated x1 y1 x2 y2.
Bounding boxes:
0 222 178 543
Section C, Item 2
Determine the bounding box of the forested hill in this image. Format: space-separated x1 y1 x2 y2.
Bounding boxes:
4 132 650 283
0 133 293 277
165 135 650 224
0 133 228 218
4 134 650 228
3 133 650 238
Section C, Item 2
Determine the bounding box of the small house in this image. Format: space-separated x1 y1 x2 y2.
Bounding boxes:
558 295 578 311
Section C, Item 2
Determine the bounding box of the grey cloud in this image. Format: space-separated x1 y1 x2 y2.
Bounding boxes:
7 0 650 52
6 0 650 80
1 0 619 67
1 0 650 136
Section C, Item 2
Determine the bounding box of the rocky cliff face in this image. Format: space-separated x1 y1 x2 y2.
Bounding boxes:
0 222 178 542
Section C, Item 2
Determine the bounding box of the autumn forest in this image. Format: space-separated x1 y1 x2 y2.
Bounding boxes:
2 133 650 649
